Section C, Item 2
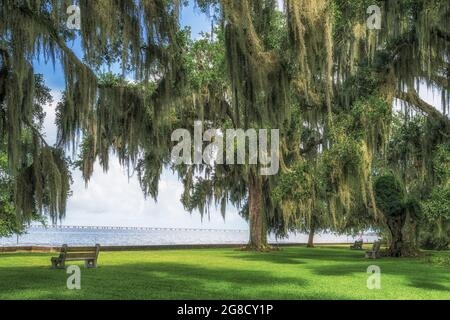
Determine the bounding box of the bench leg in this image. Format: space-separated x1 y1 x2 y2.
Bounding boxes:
51 258 65 269
85 259 97 268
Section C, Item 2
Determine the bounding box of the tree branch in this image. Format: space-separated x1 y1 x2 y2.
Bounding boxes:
396 89 449 125
17 5 98 83
23 118 50 149
431 75 448 89
432 28 450 43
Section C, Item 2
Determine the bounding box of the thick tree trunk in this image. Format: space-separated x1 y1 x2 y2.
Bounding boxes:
386 213 420 257
0 48 11 106
247 172 268 251
386 214 408 257
400 215 420 256
307 226 315 248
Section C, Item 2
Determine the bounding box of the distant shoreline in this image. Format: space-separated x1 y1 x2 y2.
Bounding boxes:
0 243 375 253
1 227 379 247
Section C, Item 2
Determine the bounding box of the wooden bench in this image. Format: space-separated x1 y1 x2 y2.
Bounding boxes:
350 240 363 250
51 244 100 269
365 241 381 259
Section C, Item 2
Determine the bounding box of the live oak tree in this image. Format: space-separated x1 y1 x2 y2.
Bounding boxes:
0 73 60 231
0 158 45 237
385 116 449 251
421 184 450 250
0 149 27 237
177 1 335 250
1 0 185 223
264 0 450 255
373 174 421 257
420 143 450 249
1 1 448 253
272 159 330 248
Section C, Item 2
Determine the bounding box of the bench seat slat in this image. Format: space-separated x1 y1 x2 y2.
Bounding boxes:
51 244 100 268
64 247 98 252
65 253 97 258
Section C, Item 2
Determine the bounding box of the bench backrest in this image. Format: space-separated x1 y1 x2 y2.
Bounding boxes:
59 244 100 259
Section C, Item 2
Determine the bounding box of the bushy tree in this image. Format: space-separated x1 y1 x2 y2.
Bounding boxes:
374 174 421 256
1 1 449 252
419 144 450 250
0 75 53 234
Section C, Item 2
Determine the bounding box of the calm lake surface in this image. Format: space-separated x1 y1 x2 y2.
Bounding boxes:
0 226 378 246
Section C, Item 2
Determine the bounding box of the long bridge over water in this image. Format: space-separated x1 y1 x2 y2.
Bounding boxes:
28 225 378 236
28 225 248 233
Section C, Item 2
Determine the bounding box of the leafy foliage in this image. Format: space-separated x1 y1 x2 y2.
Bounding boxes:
374 175 405 217
0 1 448 249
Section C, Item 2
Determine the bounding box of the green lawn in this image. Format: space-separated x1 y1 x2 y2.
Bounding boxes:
0 246 449 299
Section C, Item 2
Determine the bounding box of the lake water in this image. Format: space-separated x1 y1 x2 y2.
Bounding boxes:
0 226 378 246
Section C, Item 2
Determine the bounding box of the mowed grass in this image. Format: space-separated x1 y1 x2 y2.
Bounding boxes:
0 246 449 300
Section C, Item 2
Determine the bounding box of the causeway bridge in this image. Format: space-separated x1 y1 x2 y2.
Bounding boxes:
28 225 248 233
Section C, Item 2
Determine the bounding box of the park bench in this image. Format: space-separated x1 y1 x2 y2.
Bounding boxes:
51 244 100 269
365 241 381 259
350 240 363 250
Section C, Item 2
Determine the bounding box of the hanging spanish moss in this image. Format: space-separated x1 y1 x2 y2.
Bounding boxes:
173 0 449 249
1 0 187 222
15 145 71 224
0 43 71 222
1 1 448 250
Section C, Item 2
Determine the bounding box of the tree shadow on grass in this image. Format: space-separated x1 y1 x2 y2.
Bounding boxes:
0 252 53 259
312 261 450 293
224 251 308 265
311 264 363 276
0 261 328 299
226 247 366 265
408 279 450 292
3 251 447 299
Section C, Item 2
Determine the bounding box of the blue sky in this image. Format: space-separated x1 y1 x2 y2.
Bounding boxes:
36 2 248 229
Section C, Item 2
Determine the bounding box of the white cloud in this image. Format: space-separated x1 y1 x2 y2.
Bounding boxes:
44 91 248 229
64 159 248 229
42 90 62 145
277 0 284 11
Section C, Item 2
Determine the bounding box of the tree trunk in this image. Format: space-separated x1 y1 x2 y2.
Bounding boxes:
307 226 315 248
400 214 420 256
386 214 406 257
247 172 268 251
0 60 8 105
385 212 420 257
